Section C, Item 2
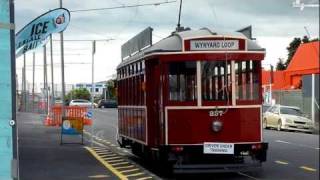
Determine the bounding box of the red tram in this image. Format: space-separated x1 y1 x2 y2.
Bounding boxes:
116 27 268 173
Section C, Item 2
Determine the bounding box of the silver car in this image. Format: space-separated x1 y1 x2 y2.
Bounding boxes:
263 105 314 133
69 99 93 108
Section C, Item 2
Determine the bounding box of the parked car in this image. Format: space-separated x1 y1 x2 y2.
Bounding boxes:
69 99 93 108
262 104 272 117
263 104 313 133
98 99 117 108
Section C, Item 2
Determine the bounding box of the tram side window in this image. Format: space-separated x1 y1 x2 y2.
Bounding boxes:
201 61 231 102
235 60 260 100
168 62 197 101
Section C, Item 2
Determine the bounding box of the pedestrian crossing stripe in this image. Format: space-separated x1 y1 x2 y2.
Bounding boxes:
120 168 140 173
126 172 145 177
110 161 130 166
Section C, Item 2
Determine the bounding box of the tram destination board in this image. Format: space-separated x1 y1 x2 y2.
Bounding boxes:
190 39 239 51
203 142 235 154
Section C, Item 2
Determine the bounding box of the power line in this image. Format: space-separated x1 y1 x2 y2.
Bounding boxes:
52 39 115 42
70 0 177 13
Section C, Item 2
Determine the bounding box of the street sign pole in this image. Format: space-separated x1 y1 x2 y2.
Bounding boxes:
91 40 96 147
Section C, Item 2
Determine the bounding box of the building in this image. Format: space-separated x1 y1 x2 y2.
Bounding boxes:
75 82 106 95
262 41 319 128
262 41 319 90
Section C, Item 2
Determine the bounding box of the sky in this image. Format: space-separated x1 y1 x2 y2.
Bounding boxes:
14 0 319 92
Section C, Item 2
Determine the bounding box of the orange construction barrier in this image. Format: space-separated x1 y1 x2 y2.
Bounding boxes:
51 105 93 126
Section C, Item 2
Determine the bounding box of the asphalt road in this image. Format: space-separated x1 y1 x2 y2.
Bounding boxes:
89 108 319 180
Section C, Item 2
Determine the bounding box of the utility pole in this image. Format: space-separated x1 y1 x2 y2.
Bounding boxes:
176 0 183 31
23 53 27 112
311 74 315 128
50 34 55 107
43 45 48 115
91 40 96 147
32 52 35 112
59 0 66 118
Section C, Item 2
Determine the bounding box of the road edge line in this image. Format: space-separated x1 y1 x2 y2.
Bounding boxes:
85 146 128 180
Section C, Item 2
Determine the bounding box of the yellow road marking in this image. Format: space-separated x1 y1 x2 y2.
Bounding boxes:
120 168 140 173
275 160 289 165
107 159 125 163
300 166 317 172
110 162 130 166
115 165 135 170
88 174 109 178
126 172 144 177
136 177 153 180
85 147 128 180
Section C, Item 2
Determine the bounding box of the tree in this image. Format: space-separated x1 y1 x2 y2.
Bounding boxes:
302 35 310 43
276 58 286 70
285 37 302 68
103 79 117 100
65 88 91 104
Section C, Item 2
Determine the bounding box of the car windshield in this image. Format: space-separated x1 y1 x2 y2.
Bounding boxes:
280 107 303 116
262 105 271 113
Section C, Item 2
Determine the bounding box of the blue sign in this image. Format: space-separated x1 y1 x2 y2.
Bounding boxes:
62 119 82 135
86 111 93 119
15 8 70 57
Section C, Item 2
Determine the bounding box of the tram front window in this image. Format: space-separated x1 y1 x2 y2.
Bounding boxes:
201 61 232 102
235 60 260 101
168 62 197 101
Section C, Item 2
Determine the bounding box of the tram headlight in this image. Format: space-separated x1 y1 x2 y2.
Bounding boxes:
212 120 223 132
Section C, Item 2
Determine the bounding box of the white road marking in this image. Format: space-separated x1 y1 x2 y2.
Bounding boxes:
300 166 317 172
275 160 289 165
275 140 319 150
237 172 260 180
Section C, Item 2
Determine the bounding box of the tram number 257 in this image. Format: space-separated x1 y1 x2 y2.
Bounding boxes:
209 110 224 117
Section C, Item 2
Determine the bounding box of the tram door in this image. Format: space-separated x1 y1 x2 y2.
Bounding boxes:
146 60 161 146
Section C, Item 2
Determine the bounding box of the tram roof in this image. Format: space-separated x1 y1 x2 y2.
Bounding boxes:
118 27 265 68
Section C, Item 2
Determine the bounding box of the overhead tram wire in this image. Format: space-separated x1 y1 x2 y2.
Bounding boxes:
69 0 177 12
52 39 115 42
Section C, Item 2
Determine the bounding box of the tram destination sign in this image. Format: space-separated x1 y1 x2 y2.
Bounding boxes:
190 40 239 51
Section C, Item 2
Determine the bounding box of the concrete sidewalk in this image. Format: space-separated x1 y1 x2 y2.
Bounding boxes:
18 112 117 180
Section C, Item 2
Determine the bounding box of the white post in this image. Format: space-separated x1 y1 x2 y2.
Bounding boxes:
311 74 315 126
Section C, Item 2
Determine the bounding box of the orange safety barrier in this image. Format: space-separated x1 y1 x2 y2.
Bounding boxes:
50 105 92 126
